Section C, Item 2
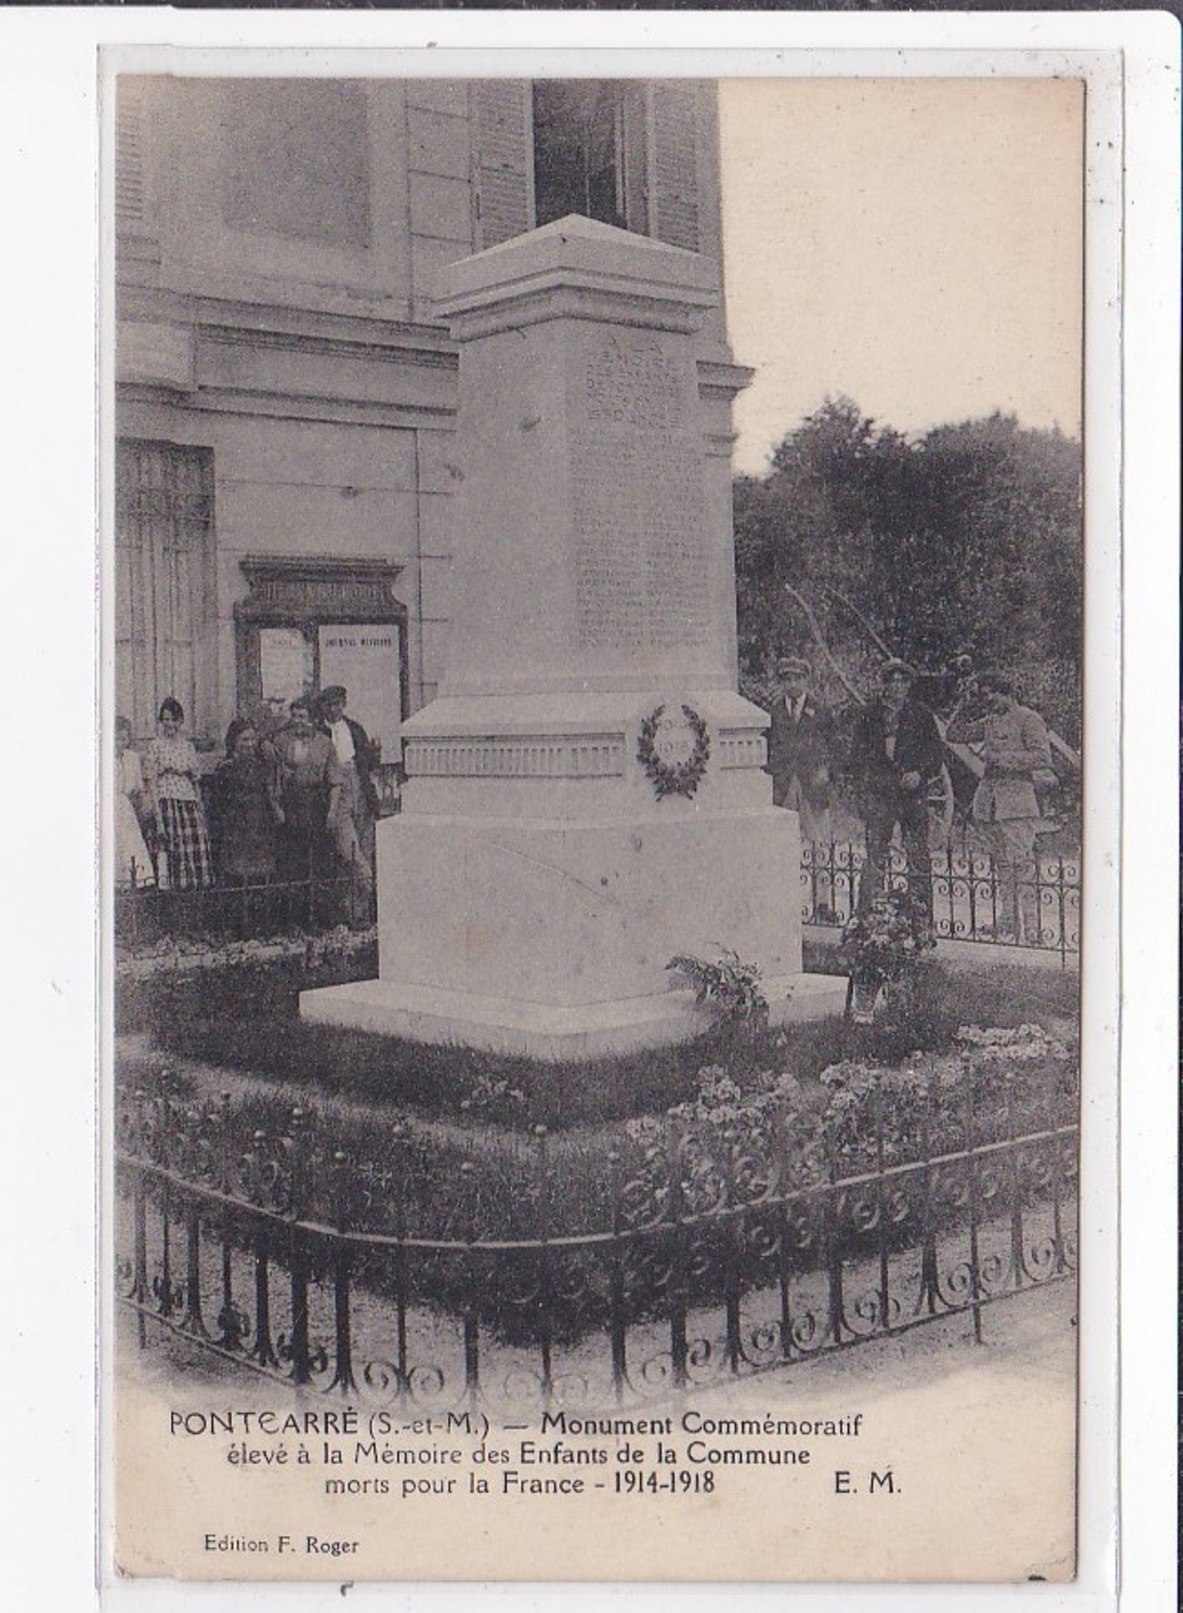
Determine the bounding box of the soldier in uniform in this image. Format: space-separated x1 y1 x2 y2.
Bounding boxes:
951 671 1055 941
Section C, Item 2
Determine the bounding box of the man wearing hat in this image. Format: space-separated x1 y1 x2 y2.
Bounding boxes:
950 671 1055 941
766 656 834 847
268 696 342 884
318 686 380 925
849 659 945 921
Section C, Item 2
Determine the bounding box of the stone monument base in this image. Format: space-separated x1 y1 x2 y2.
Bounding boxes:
299 788 850 1061
299 972 849 1063
370 801 807 1008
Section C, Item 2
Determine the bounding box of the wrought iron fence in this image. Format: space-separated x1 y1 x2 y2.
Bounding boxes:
801 840 1080 964
114 865 362 946
117 824 1079 963
117 1075 1077 1411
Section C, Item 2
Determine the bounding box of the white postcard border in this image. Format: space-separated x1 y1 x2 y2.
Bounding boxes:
0 9 1175 1611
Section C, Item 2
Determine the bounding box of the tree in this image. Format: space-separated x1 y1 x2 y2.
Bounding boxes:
733 400 1082 717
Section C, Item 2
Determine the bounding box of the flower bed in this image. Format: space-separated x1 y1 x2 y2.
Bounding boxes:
118 940 1078 1136
118 1021 1077 1345
818 1023 1076 1173
122 1025 1077 1241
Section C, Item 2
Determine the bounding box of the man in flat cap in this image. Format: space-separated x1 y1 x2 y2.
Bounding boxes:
849 659 945 922
318 686 381 925
766 656 834 848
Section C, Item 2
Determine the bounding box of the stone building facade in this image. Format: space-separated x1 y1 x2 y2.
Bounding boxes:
114 75 748 756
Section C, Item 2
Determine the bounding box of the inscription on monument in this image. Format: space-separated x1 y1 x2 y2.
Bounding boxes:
573 333 711 655
585 334 682 429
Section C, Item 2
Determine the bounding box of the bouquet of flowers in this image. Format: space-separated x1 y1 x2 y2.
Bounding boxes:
838 892 936 1021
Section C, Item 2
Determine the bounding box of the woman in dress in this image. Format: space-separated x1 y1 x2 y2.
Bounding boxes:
115 716 154 888
209 718 280 886
143 697 214 890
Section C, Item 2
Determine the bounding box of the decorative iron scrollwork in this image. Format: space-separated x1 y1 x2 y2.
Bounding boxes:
116 1054 1079 1411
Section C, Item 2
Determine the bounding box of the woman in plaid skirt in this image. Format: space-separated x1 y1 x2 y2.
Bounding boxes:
143 697 214 890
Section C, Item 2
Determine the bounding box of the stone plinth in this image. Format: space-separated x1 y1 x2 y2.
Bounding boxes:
376 804 797 1009
302 973 846 1064
301 217 847 1059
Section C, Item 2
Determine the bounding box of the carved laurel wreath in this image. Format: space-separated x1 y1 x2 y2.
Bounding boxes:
637 703 711 800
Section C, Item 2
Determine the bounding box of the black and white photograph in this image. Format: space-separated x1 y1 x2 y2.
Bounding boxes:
97 45 1121 1590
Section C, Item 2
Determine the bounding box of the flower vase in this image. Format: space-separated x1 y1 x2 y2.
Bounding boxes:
849 974 884 1024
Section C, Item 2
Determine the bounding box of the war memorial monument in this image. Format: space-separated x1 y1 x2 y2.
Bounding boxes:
301 215 847 1057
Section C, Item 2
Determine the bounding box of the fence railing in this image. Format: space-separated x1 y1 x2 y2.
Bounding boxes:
801 840 1080 964
117 1077 1077 1411
117 826 1080 962
114 867 362 946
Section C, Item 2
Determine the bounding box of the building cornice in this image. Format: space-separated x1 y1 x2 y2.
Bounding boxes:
698 358 757 402
117 286 459 370
236 555 408 626
115 291 748 422
117 381 458 434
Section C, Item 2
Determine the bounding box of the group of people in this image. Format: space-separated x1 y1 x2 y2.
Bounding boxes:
116 657 1056 944
766 653 1057 940
115 687 381 926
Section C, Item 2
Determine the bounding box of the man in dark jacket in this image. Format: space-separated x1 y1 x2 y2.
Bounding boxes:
849 659 945 921
766 655 834 846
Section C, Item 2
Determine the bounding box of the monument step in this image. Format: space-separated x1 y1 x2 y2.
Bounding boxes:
299 973 848 1064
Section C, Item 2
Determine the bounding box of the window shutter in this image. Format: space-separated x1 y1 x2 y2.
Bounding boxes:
115 444 155 741
651 81 701 252
116 441 215 741
115 78 149 236
472 80 532 248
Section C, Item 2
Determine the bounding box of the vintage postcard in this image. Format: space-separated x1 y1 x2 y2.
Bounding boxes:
94 34 1130 1599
